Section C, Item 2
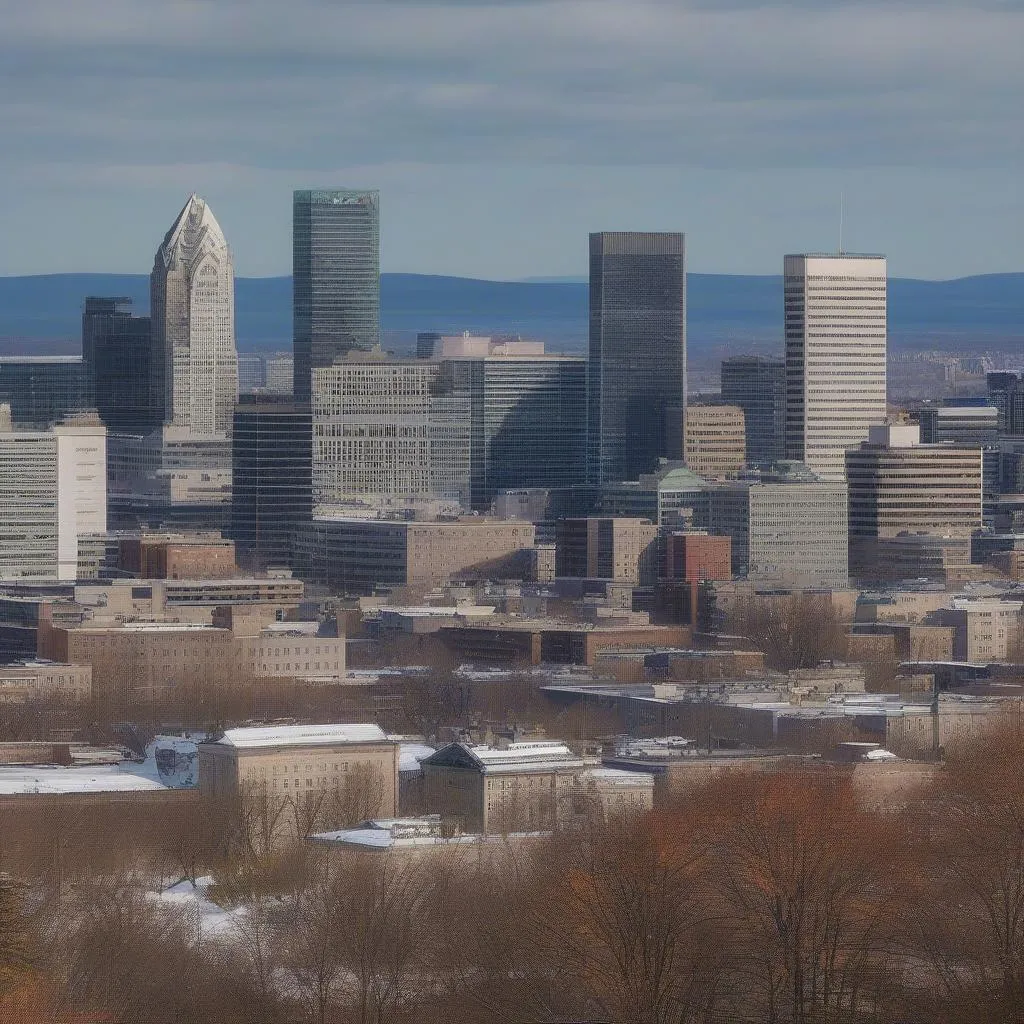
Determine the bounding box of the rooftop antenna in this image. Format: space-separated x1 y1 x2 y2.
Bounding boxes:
838 191 845 256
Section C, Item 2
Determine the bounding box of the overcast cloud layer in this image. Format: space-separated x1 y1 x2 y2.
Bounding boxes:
1 0 1021 278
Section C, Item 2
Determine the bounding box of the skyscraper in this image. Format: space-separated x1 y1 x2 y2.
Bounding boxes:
151 194 237 436
784 254 887 481
293 189 380 401
82 297 156 435
0 357 90 430
230 395 313 570
435 341 587 509
721 356 786 468
588 232 686 485
312 359 470 510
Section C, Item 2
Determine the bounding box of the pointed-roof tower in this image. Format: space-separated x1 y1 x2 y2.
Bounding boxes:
150 194 237 436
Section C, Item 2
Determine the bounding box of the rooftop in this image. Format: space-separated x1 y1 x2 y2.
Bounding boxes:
212 724 389 749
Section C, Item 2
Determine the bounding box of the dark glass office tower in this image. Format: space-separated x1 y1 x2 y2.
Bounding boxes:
82 297 157 435
441 354 587 509
0 357 89 428
721 356 786 468
588 232 686 485
293 189 380 401
230 395 313 569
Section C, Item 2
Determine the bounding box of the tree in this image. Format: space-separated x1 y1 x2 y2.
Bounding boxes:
0 872 36 993
713 771 901 1024
903 721 1024 1018
530 815 728 1024
728 593 846 671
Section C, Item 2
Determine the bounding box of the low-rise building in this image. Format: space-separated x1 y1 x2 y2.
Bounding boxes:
293 516 536 594
930 598 1024 663
0 659 91 703
198 724 399 818
420 740 653 833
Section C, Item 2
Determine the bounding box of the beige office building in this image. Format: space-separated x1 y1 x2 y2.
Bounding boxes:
312 359 471 510
785 254 887 481
846 424 983 574
931 599 1023 663
0 659 92 704
198 724 399 819
683 404 746 478
421 740 653 834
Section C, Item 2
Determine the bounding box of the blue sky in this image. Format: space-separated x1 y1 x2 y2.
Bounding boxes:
1 0 1021 280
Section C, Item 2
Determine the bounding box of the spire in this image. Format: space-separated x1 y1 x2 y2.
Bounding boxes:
155 193 229 270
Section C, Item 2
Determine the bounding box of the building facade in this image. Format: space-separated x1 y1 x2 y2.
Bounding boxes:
555 517 660 584
721 356 786 468
784 254 887 481
151 194 238 437
313 360 470 510
198 725 399 819
421 740 653 834
846 424 984 575
0 357 90 430
683 404 746 478
230 395 313 569
439 349 587 509
704 475 849 587
82 297 156 435
293 516 536 594
0 660 92 704
0 414 107 579
293 189 380 401
588 232 686 484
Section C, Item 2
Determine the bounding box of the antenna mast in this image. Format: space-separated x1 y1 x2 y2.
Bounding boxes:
838 192 844 255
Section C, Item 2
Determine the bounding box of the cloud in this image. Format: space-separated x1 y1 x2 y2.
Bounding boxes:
1 0 1020 171
0 0 1020 277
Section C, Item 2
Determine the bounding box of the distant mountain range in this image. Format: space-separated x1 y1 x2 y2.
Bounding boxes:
0 272 1020 361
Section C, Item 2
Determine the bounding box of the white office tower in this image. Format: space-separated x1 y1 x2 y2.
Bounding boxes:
151 194 238 436
0 409 107 579
784 254 887 481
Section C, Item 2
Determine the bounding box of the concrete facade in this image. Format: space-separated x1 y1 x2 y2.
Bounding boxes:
199 724 398 818
785 254 887 481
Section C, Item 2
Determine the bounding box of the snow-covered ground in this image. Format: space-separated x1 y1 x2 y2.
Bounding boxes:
150 876 245 939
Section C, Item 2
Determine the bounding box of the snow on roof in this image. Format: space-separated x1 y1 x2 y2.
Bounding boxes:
468 741 586 774
216 724 388 749
0 764 167 795
865 748 899 761
584 767 656 787
398 743 435 772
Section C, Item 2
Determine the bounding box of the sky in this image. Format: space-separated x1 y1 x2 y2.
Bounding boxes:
1 0 1022 281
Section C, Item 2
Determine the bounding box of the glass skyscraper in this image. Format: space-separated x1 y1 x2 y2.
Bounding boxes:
82 296 157 435
588 231 686 485
0 357 90 429
720 355 786 468
441 353 587 509
293 189 380 401
229 395 313 570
